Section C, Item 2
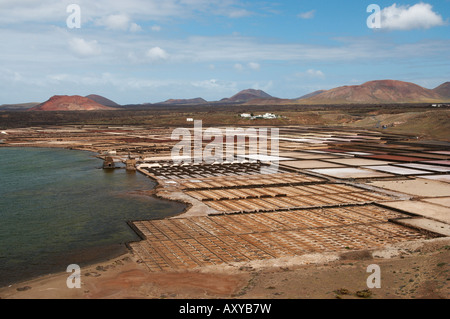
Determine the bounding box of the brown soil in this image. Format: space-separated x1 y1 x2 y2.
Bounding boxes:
1 238 448 299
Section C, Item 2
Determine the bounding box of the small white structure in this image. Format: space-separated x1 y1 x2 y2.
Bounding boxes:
187 118 194 122
240 113 252 118
262 113 277 119
1 131 7 135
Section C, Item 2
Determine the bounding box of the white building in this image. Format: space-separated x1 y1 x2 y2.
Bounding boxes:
240 113 252 118
262 113 277 119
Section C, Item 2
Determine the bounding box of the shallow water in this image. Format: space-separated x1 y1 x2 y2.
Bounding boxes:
0 147 186 287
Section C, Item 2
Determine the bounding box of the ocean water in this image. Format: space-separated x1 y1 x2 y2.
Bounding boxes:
0 147 186 287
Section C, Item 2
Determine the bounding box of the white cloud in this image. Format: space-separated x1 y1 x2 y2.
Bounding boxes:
146 47 169 62
191 79 237 91
0 1 65 24
1 10 450 104
381 3 446 30
68 38 101 57
192 79 220 89
4 25 450 69
130 23 142 32
307 69 324 77
167 35 450 64
234 63 244 71
0 0 256 25
96 14 142 32
227 9 253 18
97 14 131 30
296 69 325 78
47 74 71 83
151 25 162 32
248 62 261 70
233 62 260 72
298 10 315 19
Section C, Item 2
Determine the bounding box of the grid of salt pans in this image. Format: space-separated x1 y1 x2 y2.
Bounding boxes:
130 205 429 272
188 183 393 213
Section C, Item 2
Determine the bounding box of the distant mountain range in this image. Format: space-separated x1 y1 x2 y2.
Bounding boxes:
0 102 39 111
1 80 449 111
159 97 208 105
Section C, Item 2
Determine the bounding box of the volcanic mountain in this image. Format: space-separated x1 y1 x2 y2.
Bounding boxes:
30 95 115 111
297 90 327 100
221 89 274 103
297 80 443 104
85 94 121 107
160 97 208 105
433 82 450 99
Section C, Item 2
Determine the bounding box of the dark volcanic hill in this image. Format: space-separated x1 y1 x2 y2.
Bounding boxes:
221 89 274 103
160 97 208 105
298 80 443 104
433 82 450 99
85 94 121 107
30 95 115 111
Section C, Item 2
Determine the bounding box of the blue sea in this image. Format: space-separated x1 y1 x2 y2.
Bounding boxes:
0 147 186 287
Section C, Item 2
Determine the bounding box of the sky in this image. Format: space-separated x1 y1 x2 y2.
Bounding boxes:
0 0 449 105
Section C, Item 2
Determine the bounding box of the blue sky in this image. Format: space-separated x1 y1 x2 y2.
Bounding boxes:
0 0 449 104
